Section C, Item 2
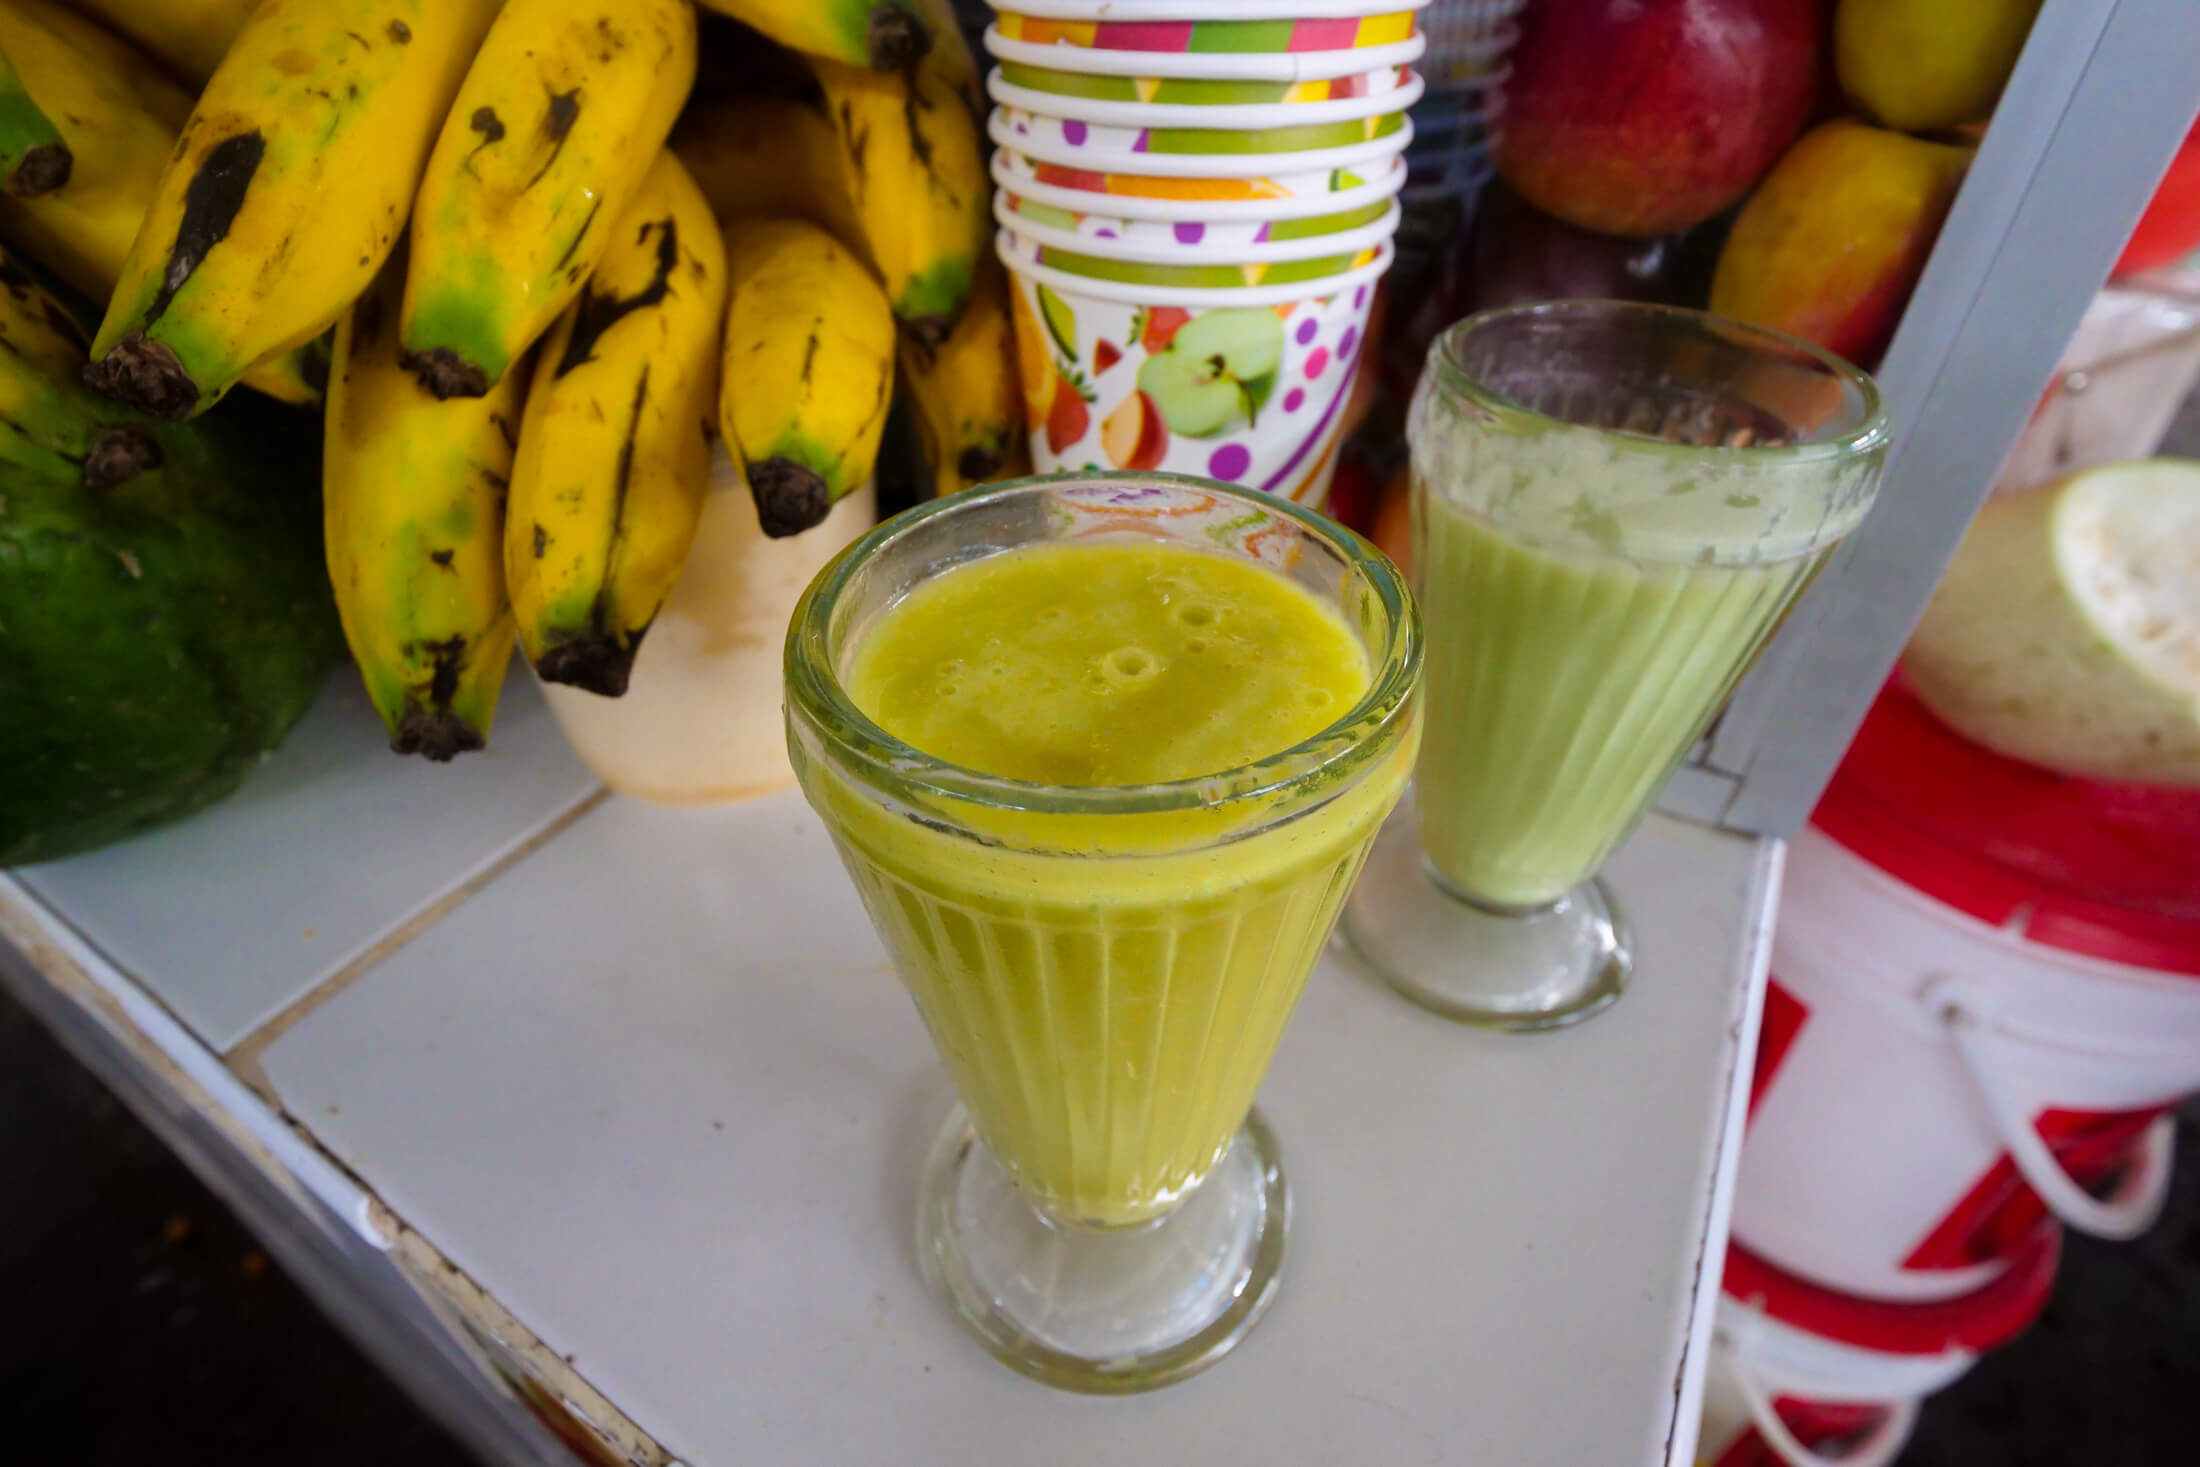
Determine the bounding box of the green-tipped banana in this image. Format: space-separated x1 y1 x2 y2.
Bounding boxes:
507 152 728 696
813 46 987 347
325 253 526 761
695 0 932 70
400 0 697 399
0 38 68 197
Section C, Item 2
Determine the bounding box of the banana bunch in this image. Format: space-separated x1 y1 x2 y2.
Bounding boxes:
0 0 1019 763
507 152 727 696
401 0 697 399
721 219 896 538
324 252 527 761
84 0 500 420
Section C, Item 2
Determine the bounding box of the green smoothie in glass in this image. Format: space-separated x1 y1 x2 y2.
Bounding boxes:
1342 302 1887 1029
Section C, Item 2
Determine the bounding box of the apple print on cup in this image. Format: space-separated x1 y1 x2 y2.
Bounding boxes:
1002 236 1390 508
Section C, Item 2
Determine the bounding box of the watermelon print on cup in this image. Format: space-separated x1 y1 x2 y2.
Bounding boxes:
1002 234 1388 508
995 141 1408 204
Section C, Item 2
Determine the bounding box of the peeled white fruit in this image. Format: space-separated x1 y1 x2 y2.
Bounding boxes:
1904 458 2200 784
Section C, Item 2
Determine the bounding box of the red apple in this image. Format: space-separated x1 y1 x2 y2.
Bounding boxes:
1495 0 1821 239
1138 306 1190 353
1046 375 1092 455
1468 179 1679 311
1100 390 1167 471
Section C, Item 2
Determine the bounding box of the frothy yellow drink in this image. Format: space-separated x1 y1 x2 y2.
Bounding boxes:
817 539 1404 1225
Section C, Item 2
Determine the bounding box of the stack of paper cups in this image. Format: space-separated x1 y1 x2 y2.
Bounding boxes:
985 0 1428 508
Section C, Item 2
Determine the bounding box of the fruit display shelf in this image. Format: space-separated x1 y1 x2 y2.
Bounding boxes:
0 667 1780 1467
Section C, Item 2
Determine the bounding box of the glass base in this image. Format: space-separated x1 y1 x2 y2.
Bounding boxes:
917 1104 1289 1394
1336 808 1633 1032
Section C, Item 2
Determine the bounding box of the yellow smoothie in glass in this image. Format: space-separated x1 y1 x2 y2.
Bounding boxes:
814 539 1406 1226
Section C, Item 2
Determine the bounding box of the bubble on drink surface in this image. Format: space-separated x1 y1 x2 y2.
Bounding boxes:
1302 686 1335 712
1174 601 1218 628
1098 646 1161 687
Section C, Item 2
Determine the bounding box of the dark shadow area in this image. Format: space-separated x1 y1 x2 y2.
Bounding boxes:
0 987 477 1467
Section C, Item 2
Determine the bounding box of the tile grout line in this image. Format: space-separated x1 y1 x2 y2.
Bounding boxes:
226 786 611 1072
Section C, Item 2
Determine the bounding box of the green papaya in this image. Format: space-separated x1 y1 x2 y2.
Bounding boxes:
0 252 340 865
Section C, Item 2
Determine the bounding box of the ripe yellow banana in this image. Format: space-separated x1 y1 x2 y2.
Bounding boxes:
85 0 500 421
721 218 895 538
401 0 697 400
507 152 727 697
6 0 192 130
64 0 259 87
671 96 863 256
695 0 933 70
911 0 980 117
0 0 316 404
813 49 987 349
900 258 1026 498
326 254 526 761
0 39 67 197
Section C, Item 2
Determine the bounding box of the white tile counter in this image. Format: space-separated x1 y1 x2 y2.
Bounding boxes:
2 683 1776 1467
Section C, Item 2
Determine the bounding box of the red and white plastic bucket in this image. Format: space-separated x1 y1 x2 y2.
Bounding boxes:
1698 1228 2059 1467
1734 682 2200 1302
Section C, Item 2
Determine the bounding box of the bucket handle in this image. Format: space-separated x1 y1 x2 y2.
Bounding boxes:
1724 1312 1918 1467
1929 978 2177 1241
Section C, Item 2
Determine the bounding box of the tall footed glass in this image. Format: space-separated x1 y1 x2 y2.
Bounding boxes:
785 475 1420 1392
1339 302 1887 1031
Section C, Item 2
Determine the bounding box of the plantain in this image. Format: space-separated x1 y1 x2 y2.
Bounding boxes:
64 0 260 87
671 95 864 255
84 0 501 421
0 0 318 404
721 218 895 538
0 38 68 197
400 0 697 400
812 48 987 348
325 251 526 761
694 0 932 71
507 152 726 697
899 256 1026 498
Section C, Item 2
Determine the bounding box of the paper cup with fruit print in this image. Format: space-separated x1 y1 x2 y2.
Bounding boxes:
994 141 1410 208
994 3 1429 60
1001 232 1391 509
991 57 1418 107
998 194 1400 267
992 148 1408 224
990 109 1417 183
990 74 1426 144
984 25 1426 83
1000 187 1400 255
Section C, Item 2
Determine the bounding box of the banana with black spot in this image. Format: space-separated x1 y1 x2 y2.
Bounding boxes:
84 0 500 421
324 250 528 762
507 152 727 697
720 218 895 538
400 0 697 400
